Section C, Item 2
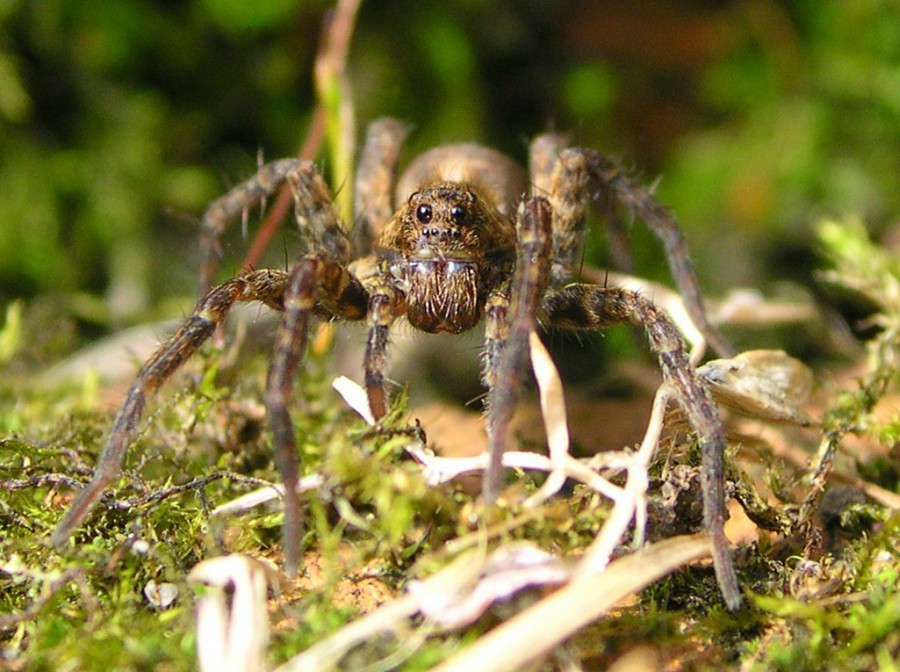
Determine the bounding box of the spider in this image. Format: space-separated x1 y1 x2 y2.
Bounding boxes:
51 118 741 609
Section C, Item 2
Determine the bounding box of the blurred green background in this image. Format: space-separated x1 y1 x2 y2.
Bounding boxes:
1 0 899 358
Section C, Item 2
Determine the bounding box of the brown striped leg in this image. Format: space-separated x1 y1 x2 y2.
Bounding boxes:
480 285 511 499
352 118 409 418
528 132 568 200
481 289 510 394
200 160 305 291
530 137 635 275
266 261 314 576
362 279 403 421
51 269 290 547
542 284 741 609
200 159 353 292
540 146 592 286
484 197 553 503
266 254 369 574
212 159 357 573
284 164 353 263
541 147 733 358
481 288 510 502
535 140 632 273
354 118 410 255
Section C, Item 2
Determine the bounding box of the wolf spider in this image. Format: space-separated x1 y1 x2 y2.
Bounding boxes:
51 118 741 609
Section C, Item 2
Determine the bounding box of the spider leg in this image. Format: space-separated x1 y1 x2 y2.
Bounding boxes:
266 253 368 574
536 145 733 358
532 135 636 274
50 269 290 547
361 276 404 421
480 285 511 500
528 132 568 202
354 118 409 256
542 284 741 609
200 159 354 291
481 288 510 402
264 165 367 573
200 159 304 291
56 161 363 574
352 119 411 414
484 197 553 502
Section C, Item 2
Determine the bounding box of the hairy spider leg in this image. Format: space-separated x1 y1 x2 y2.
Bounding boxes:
354 118 410 256
265 166 367 573
353 119 411 421
542 284 741 610
53 163 369 578
528 135 740 607
531 134 635 275
59 120 741 607
336 118 413 423
484 197 553 502
528 133 568 200
267 253 368 573
197 119 409 296
481 286 511 412
531 141 733 359
361 277 402 421
50 269 290 547
200 158 308 292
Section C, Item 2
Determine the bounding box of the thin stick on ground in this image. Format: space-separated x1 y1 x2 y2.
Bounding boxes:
430 535 714 672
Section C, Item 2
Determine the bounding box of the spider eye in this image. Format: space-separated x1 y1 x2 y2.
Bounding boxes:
449 205 467 225
416 204 433 224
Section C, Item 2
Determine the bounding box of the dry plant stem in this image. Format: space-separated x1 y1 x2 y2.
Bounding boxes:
404 443 624 501
107 472 273 510
800 336 897 525
431 534 714 672
315 0 361 225
0 568 84 629
522 331 571 507
275 595 421 672
210 473 324 518
751 420 900 510
581 384 671 573
354 118 410 254
189 555 272 672
411 544 571 630
520 326 663 562
276 544 566 672
200 162 307 291
334 373 626 501
1 473 84 492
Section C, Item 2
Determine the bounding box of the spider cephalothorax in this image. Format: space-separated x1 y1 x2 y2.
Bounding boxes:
377 181 515 334
51 118 741 610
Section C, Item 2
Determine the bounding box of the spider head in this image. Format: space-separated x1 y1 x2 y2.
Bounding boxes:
379 181 515 263
404 183 487 260
376 182 516 333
